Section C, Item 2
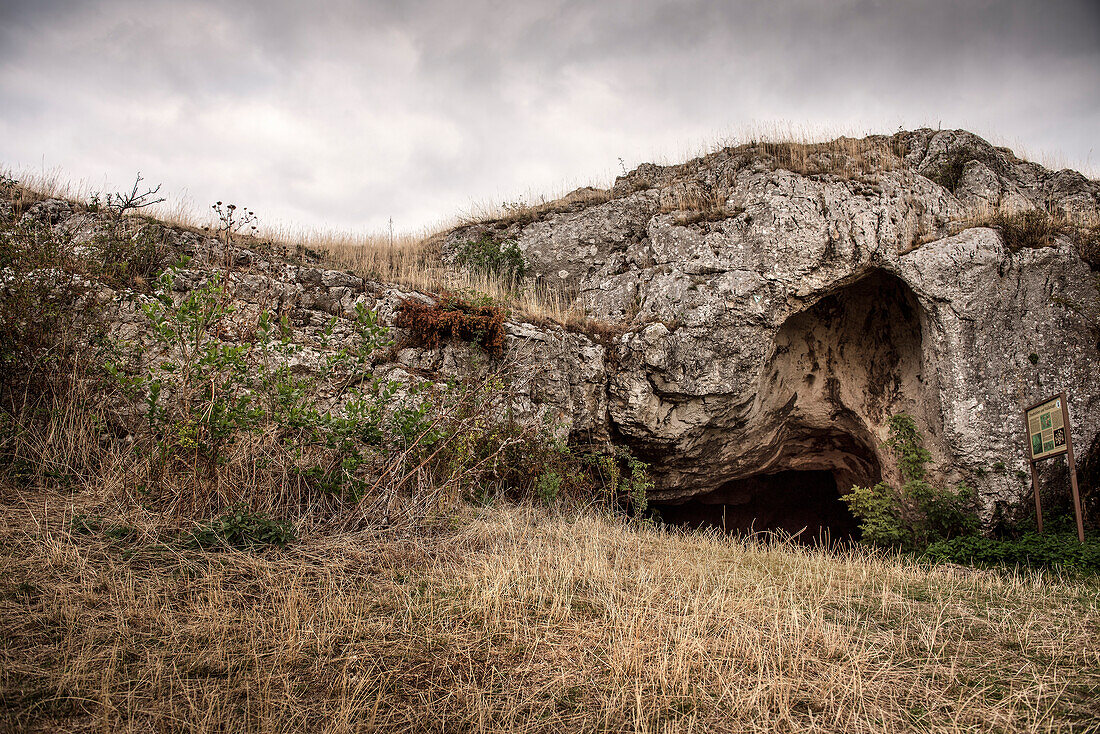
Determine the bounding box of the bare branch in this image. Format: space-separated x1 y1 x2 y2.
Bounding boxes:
107 173 166 219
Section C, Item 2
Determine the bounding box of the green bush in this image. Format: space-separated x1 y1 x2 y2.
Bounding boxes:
535 470 562 504
91 220 170 290
107 263 264 473
587 445 654 518
188 509 295 550
453 235 527 283
0 217 88 379
843 414 978 551
925 532 1100 574
106 261 404 507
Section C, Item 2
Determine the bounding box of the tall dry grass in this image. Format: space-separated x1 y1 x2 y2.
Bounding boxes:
2 500 1098 733
460 186 612 227
309 227 584 322
2 165 586 323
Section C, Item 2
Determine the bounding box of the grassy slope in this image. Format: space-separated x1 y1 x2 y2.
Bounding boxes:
2 493 1098 733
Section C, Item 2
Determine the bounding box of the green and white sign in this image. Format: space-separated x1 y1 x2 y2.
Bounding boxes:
1026 396 1068 461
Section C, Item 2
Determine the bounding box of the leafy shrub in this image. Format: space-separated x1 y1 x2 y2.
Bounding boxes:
454 235 527 283
91 221 170 290
106 261 406 513
843 414 978 551
925 532 1100 574
0 215 103 446
188 509 295 550
108 264 263 474
535 470 562 504
396 293 506 356
0 218 81 371
104 261 586 526
587 445 654 517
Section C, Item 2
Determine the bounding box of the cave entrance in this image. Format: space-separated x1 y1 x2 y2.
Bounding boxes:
651 470 859 543
648 268 933 544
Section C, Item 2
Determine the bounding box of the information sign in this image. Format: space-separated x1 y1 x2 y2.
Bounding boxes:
1021 392 1084 543
1026 396 1068 461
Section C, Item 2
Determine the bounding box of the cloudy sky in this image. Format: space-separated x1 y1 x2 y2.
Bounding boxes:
1 0 1097 233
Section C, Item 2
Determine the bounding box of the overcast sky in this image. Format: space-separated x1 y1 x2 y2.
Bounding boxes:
1 0 1097 233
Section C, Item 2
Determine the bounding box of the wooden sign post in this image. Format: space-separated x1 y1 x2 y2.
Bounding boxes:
1022 392 1084 542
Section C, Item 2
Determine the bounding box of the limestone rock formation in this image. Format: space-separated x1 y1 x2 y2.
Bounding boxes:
8 128 1099 527
444 129 1100 516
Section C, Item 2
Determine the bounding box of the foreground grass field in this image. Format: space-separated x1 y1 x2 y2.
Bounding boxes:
2 494 1099 733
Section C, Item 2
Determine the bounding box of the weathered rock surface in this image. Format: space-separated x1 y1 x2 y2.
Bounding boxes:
445 129 1100 513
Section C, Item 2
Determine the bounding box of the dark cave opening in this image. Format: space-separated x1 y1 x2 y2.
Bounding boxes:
651 469 860 542
643 268 931 544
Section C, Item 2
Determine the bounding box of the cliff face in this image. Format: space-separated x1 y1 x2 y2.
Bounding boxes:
443 129 1100 511
10 129 1100 519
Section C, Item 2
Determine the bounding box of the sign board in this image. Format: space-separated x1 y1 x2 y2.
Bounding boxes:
1022 392 1084 543
1026 396 1068 461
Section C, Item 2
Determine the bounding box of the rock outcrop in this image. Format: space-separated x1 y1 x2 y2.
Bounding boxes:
9 128 1100 524
444 129 1100 514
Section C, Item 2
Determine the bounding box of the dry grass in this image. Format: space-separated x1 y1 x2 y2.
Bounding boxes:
315 228 582 322
0 167 203 232
697 123 904 179
461 187 612 228
949 204 1100 267
659 184 745 226
2 496 1099 733
724 136 901 180
315 230 582 323
1 166 586 324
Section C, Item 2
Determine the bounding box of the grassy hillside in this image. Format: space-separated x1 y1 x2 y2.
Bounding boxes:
3 498 1099 733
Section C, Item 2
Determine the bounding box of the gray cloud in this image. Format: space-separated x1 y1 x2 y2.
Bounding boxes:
1 0 1097 231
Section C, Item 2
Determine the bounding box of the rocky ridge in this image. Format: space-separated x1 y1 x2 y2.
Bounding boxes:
8 128 1100 519
442 129 1100 512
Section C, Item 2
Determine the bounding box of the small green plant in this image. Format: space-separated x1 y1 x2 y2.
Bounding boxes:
453 235 528 283
91 220 170 290
843 414 978 551
535 470 562 504
587 445 653 518
188 508 295 550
